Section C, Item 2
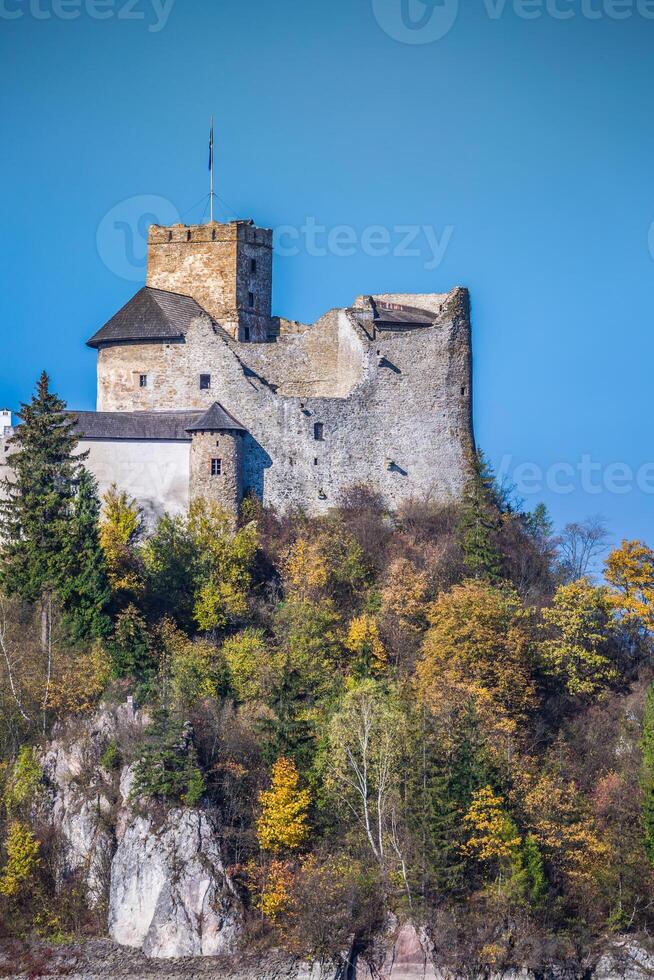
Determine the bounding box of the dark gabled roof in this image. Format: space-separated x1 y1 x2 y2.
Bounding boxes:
70 410 199 441
185 403 246 432
69 403 247 441
86 287 207 348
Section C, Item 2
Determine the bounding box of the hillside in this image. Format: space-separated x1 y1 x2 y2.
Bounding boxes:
2 376 654 977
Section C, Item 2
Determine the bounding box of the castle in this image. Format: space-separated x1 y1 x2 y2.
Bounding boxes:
13 218 476 522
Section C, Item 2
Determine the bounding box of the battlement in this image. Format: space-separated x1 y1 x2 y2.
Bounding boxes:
148 221 273 248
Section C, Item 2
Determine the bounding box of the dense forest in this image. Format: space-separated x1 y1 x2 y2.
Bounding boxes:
2 372 654 972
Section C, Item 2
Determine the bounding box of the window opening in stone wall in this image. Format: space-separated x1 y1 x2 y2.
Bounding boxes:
248 291 255 308
314 422 324 441
200 374 211 390
314 457 318 465
461 386 467 396
139 374 148 388
211 458 222 476
250 259 257 273
243 326 250 342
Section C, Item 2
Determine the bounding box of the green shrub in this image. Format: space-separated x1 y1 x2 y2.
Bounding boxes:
100 741 122 772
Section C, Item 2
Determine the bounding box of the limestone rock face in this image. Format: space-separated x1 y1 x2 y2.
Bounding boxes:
41 701 145 905
108 807 238 959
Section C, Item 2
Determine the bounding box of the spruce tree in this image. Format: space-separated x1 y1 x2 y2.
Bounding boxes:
459 450 504 582
0 373 110 644
58 468 111 642
0 372 83 606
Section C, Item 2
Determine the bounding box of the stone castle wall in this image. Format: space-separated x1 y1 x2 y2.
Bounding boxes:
95 287 474 514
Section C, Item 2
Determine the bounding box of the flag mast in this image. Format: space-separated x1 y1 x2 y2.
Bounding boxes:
209 116 214 223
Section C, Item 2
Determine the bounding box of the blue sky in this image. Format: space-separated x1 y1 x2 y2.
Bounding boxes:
1 0 652 545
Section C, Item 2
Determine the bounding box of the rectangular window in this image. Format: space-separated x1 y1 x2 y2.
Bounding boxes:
200 374 211 390
248 291 255 308
250 258 257 273
139 374 148 388
314 422 324 441
211 458 222 476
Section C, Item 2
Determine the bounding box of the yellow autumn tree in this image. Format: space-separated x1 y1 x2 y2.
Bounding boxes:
540 579 618 698
517 770 609 892
257 757 311 854
345 613 387 677
0 821 40 899
417 580 536 747
605 540 654 631
280 531 369 604
381 558 429 626
281 537 330 601
99 485 143 597
189 500 259 632
464 786 522 865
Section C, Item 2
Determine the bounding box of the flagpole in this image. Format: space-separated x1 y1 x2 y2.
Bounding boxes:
209 115 214 223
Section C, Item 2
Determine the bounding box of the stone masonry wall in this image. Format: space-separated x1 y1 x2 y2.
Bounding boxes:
146 222 272 342
94 288 475 515
189 431 241 513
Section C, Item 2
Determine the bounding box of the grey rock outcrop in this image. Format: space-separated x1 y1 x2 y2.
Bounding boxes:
108 807 239 959
40 701 145 905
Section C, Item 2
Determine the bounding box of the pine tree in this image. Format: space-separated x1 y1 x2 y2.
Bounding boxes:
0 373 83 610
58 468 111 642
459 450 504 582
132 710 205 806
641 682 654 864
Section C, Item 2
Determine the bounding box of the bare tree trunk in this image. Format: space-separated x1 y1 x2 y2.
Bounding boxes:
0 598 31 722
41 593 52 734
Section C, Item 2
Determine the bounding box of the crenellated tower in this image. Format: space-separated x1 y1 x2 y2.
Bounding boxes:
146 220 273 342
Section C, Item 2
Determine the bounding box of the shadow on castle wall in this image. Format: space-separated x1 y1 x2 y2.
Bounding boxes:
242 433 273 501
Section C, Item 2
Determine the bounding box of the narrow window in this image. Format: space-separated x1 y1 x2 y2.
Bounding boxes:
211 458 222 476
243 326 250 342
314 422 324 441
200 374 211 390
314 457 318 466
139 374 148 388
250 258 257 273
248 291 255 308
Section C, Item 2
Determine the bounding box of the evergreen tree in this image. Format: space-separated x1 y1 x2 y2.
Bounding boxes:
132 710 205 806
408 729 467 900
520 833 547 907
0 373 83 609
459 450 504 582
641 682 654 864
107 604 154 682
58 468 111 642
260 659 314 769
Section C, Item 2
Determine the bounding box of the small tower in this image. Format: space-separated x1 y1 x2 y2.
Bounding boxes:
147 220 273 342
187 403 246 515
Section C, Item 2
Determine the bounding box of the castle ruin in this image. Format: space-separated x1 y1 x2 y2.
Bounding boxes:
16 218 477 521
